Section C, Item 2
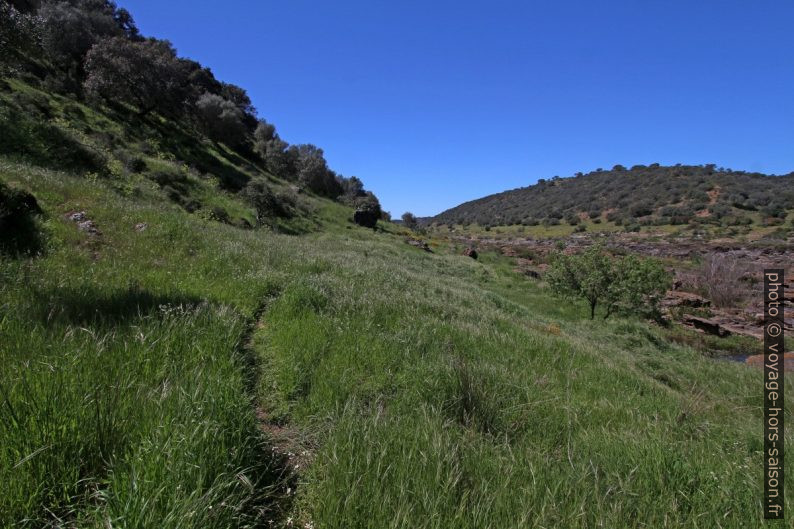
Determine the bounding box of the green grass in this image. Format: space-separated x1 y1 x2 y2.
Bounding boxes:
2 157 791 527
1 97 792 527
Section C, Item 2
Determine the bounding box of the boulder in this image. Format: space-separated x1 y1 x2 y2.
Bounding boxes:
463 247 478 259
66 210 101 236
0 184 43 255
661 291 710 309
353 208 378 228
683 315 731 337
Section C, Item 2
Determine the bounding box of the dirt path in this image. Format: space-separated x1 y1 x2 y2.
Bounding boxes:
238 291 313 527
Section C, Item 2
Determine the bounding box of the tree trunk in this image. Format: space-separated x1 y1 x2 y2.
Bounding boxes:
590 299 597 319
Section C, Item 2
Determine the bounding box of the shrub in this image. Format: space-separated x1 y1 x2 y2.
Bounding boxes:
209 206 230 224
240 179 291 221
689 253 749 308
612 255 672 320
148 168 187 187
114 150 147 173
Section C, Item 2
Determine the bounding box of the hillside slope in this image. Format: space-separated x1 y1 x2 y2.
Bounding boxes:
432 164 794 228
2 155 789 527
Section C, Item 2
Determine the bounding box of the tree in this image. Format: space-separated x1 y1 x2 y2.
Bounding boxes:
401 212 418 230
293 144 342 198
39 1 119 62
219 82 255 116
261 137 292 178
0 1 42 74
546 243 671 320
610 255 671 319
38 0 138 88
83 36 189 117
337 175 365 205
195 92 248 146
546 243 615 319
252 119 276 153
181 58 222 100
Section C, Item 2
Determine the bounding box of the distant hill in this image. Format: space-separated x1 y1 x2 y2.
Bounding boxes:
431 164 794 228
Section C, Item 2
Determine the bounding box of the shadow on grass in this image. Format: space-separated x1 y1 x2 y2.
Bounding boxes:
30 284 207 326
104 105 255 191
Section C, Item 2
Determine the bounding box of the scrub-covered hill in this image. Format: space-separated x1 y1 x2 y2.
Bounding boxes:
432 164 794 229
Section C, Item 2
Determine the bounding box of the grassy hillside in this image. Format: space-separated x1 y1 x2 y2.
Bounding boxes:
5 2 792 526
2 18 792 525
2 147 792 527
431 164 794 229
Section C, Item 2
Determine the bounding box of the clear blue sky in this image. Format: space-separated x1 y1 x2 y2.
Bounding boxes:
119 0 794 217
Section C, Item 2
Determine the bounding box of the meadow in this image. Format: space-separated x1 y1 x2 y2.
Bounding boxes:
1 156 791 528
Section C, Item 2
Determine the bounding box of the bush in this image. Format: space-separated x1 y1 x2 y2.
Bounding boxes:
114 150 147 173
240 179 292 221
688 253 749 308
209 206 230 224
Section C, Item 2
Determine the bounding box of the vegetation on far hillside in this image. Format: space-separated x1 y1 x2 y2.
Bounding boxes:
432 164 794 229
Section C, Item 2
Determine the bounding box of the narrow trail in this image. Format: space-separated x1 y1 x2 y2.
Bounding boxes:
237 287 312 527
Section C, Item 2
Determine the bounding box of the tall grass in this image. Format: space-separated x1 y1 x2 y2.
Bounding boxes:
1 157 791 528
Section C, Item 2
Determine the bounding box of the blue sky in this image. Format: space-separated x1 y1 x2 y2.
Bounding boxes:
119 0 794 217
